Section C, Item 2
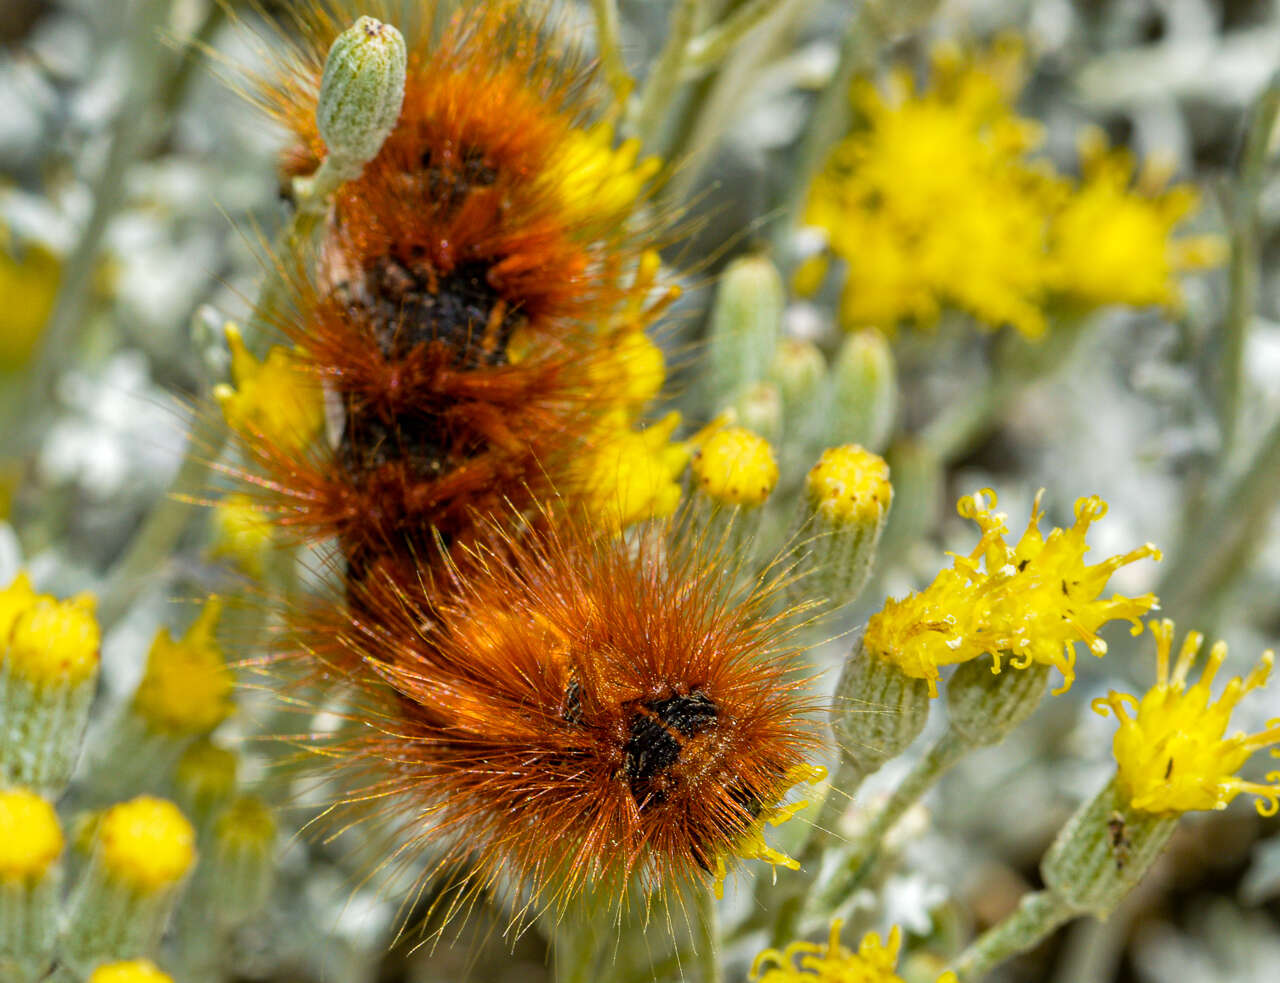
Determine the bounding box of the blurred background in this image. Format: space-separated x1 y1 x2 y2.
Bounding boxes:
0 1 1278 981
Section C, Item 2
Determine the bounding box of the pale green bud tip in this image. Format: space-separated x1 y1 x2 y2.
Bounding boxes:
316 16 407 174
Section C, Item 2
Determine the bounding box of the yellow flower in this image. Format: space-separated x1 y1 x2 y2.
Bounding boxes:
97 796 196 893
806 445 892 525
803 38 1062 339
714 764 826 900
0 787 63 880
210 493 275 578
588 326 667 414
131 600 234 735
0 230 60 372
1093 619 1279 817
573 411 688 531
751 920 958 983
3 580 100 689
1048 129 1225 311
547 121 660 229
864 490 1161 696
88 961 174 983
213 323 323 454
691 425 779 508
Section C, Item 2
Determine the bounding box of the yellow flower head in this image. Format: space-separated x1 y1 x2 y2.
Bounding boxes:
1048 129 1225 311
865 490 1161 696
0 229 61 372
573 411 688 532
691 425 779 508
0 787 63 880
589 326 667 414
4 579 100 689
714 763 826 900
213 323 324 455
954 490 1162 693
751 920 958 983
210 493 275 578
98 796 196 893
131 600 234 735
804 38 1061 339
1094 619 1279 817
88 960 174 983
547 121 661 229
806 445 892 525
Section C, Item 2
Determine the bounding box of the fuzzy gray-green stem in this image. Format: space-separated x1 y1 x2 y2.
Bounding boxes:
818 728 969 909
590 0 632 102
628 0 703 155
950 890 1075 982
1216 71 1280 465
683 0 807 75
694 880 724 983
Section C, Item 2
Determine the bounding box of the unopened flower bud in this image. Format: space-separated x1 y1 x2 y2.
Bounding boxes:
691 426 778 510
0 572 100 796
316 16 407 178
768 337 825 422
730 381 783 445
946 657 1050 748
831 635 931 775
0 788 63 983
829 330 897 452
794 445 891 606
708 255 784 407
62 797 195 974
1040 777 1177 918
88 959 174 983
209 796 276 924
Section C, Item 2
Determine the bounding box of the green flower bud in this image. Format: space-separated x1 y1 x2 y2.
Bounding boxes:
1040 777 1177 918
316 16 407 179
729 381 783 444
793 445 892 607
0 789 63 983
831 635 931 775
768 337 826 420
209 797 276 925
708 255 784 407
829 329 897 452
946 657 1049 748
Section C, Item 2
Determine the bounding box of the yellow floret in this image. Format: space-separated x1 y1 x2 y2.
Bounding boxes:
1094 620 1280 817
548 121 661 228
213 323 324 455
692 426 778 508
98 796 195 893
0 787 63 880
1048 129 1225 310
0 230 61 371
806 445 892 524
589 327 667 413
0 570 40 641
209 494 275 579
865 490 1161 696
575 411 689 531
6 592 100 688
88 960 174 983
751 919 958 983
132 600 233 735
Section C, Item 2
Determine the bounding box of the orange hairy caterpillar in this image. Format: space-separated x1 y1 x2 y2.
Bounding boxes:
217 0 823 926
232 0 673 599
294 514 821 918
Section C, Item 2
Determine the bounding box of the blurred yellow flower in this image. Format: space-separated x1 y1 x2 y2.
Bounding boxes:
573 410 688 531
1094 619 1279 816
1048 129 1225 311
0 232 60 372
802 38 1060 339
214 323 323 455
547 121 660 229
131 599 234 735
752 920 957 983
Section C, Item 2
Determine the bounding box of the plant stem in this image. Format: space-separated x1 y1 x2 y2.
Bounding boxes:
627 0 703 155
553 915 600 983
694 880 724 983
590 0 632 103
682 0 801 75
817 727 970 910
1216 71 1280 466
950 890 1076 982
